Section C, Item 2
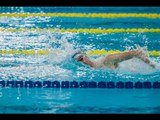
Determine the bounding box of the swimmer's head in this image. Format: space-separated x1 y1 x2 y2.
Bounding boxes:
74 54 85 62
72 50 93 67
72 50 87 62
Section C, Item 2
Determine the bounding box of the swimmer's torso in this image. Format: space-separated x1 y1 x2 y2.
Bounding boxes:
94 55 118 69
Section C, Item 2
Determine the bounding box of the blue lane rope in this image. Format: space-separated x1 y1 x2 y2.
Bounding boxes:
0 80 160 89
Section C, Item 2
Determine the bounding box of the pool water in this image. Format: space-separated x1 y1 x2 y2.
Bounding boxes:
0 7 160 113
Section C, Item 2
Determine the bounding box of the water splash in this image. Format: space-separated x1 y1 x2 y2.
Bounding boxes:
0 29 159 81
117 58 159 75
46 32 78 65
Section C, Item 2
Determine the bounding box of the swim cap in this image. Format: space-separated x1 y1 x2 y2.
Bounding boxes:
75 54 85 61
72 50 82 58
72 50 86 61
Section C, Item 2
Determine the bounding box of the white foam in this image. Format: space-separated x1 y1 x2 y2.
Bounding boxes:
46 34 78 65
0 64 72 80
117 58 159 75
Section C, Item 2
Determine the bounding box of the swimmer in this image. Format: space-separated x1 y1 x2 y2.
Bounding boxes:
72 49 156 70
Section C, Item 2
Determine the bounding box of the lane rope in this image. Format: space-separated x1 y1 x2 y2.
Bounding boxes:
0 50 159 56
1 28 160 33
0 13 160 18
0 80 160 89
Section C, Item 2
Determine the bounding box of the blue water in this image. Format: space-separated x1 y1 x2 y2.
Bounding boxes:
0 7 160 113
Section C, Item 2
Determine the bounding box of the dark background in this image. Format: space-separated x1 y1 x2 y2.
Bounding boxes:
0 0 159 6
0 0 159 119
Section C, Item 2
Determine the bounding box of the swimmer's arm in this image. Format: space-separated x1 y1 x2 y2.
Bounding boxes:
82 56 99 68
105 50 156 68
139 57 156 68
105 50 141 63
83 60 98 68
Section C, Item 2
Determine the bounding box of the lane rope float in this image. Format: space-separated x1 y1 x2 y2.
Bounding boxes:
0 80 160 89
0 50 159 56
0 13 160 18
1 28 160 33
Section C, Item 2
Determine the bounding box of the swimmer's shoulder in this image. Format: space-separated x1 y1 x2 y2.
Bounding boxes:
94 55 106 68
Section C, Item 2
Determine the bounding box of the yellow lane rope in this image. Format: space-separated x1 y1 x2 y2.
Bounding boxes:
1 28 160 33
0 50 159 56
0 13 160 18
